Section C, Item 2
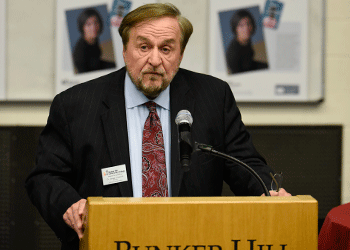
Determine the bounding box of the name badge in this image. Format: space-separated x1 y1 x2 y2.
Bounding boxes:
101 164 128 186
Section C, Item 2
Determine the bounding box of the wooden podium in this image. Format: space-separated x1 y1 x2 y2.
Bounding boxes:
80 196 317 250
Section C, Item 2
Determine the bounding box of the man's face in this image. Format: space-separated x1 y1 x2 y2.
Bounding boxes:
123 17 184 99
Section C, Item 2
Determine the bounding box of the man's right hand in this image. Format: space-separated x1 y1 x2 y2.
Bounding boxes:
63 198 87 239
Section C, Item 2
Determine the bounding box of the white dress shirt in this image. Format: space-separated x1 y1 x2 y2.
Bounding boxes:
124 73 172 197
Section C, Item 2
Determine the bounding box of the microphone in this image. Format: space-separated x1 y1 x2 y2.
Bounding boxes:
175 110 194 171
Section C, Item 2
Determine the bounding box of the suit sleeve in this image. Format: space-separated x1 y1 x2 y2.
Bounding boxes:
25 94 82 243
222 83 273 195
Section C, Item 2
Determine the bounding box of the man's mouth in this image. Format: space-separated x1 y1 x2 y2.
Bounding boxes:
144 72 163 76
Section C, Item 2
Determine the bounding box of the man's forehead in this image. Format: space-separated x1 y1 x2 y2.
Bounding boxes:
136 36 176 44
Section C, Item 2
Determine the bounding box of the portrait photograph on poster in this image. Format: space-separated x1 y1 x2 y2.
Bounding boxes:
209 0 324 102
55 0 155 95
219 6 269 75
66 4 116 74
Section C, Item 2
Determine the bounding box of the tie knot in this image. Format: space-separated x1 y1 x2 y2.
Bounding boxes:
145 101 157 113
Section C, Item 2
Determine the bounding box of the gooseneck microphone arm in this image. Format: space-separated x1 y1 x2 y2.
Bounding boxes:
194 142 271 197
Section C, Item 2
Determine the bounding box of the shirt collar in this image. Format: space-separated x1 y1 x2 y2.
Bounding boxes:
124 72 170 110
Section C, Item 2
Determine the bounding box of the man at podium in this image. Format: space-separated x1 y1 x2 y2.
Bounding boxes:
25 3 290 250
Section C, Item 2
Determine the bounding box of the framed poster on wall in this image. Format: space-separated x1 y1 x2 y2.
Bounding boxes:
0 0 6 100
55 0 156 95
209 0 324 102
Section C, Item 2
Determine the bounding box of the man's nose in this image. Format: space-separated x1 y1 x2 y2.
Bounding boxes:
148 49 162 67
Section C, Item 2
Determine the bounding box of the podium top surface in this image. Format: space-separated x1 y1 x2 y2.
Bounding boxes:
87 195 316 205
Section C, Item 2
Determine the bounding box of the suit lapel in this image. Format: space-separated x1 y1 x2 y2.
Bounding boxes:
100 68 133 197
170 69 195 196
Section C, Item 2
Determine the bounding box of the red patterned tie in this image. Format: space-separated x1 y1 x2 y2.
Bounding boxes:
142 101 169 197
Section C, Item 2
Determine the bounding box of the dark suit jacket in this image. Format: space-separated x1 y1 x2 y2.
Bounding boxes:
25 67 272 249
